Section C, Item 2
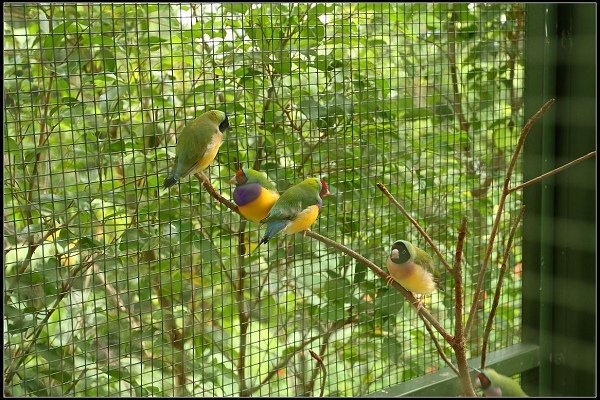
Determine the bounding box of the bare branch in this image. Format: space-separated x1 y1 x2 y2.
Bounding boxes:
194 173 239 214
465 98 555 339
508 151 596 194
480 206 525 368
420 315 459 375
308 350 327 398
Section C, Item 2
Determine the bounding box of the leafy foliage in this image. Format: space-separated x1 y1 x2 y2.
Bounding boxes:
3 3 524 396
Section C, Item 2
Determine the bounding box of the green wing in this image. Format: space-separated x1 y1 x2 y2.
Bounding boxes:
263 179 320 222
413 245 439 280
174 114 220 177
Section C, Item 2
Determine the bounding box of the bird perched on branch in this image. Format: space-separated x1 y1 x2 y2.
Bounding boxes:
230 168 280 223
258 177 331 245
163 110 230 189
386 239 436 308
474 368 528 397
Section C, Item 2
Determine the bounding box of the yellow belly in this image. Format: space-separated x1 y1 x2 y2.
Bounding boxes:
400 270 435 295
193 132 223 174
282 205 320 235
238 190 280 223
388 261 436 295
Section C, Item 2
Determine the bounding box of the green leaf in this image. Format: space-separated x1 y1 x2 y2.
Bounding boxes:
373 289 405 317
222 3 251 14
322 275 354 303
298 98 326 120
318 303 347 322
77 236 103 250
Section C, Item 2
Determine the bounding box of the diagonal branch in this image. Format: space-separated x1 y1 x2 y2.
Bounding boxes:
195 173 239 214
465 98 555 339
480 206 525 369
420 315 459 375
508 150 596 194
308 349 327 398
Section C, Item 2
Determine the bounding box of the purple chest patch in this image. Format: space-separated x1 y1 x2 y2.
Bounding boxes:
233 183 262 206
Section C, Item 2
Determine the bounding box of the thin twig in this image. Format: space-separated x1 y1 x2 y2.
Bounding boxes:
235 220 251 397
249 333 323 395
254 78 277 171
304 319 345 397
196 222 235 288
281 104 307 132
420 315 459 375
194 173 239 214
376 183 453 274
238 220 248 256
447 10 470 135
465 98 555 339
308 350 327 398
296 130 331 175
153 283 187 396
508 151 596 194
480 206 525 368
94 264 159 363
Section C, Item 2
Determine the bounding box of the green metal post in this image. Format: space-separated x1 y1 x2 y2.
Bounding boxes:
524 3 597 397
523 4 557 397
549 3 596 396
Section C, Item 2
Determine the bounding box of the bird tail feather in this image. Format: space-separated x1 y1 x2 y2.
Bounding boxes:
258 221 288 246
163 171 179 189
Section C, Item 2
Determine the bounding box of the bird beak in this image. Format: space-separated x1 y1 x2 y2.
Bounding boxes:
230 168 244 185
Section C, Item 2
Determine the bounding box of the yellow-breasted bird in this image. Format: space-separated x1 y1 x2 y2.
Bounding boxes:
230 168 280 223
386 239 436 306
163 110 231 189
474 368 528 397
258 177 331 246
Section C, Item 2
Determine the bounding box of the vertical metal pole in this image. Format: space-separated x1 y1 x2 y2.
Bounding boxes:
523 3 557 397
538 6 557 396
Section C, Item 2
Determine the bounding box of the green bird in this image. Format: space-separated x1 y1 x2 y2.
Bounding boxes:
475 368 528 397
386 240 436 307
163 110 231 189
258 177 331 246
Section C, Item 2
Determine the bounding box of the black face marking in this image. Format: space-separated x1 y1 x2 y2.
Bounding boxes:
390 241 411 264
220 116 231 132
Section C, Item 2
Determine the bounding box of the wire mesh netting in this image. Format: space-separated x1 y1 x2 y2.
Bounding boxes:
4 3 525 396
